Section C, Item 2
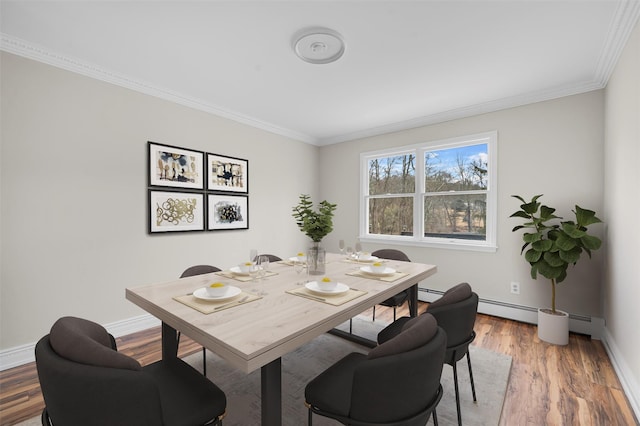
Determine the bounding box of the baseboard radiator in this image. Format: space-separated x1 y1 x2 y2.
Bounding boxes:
418 288 604 339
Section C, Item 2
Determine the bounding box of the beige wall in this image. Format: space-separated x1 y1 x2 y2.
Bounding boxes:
604 18 640 411
320 91 605 317
0 52 318 349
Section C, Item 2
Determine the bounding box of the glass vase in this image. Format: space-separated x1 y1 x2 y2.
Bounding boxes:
307 245 326 276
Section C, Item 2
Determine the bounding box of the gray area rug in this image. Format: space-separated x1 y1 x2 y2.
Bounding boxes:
187 318 512 426
17 318 512 426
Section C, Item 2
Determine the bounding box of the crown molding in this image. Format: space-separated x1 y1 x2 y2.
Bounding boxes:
0 33 318 145
594 0 640 86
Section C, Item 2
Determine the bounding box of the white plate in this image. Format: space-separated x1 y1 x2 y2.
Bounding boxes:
305 281 350 296
360 266 396 276
229 266 250 276
193 286 242 301
289 256 306 262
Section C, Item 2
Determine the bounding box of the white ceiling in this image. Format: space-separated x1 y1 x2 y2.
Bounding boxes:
2 1 639 145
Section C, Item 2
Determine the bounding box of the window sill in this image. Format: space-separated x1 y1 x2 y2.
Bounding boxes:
359 235 498 253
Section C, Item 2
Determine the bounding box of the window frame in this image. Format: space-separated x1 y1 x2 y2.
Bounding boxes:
359 131 497 252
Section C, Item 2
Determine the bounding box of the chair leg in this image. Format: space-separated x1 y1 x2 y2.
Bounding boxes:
41 408 52 426
203 347 207 377
392 306 397 321
349 318 353 334
372 305 376 321
453 361 462 426
467 350 477 402
433 408 438 426
308 408 313 425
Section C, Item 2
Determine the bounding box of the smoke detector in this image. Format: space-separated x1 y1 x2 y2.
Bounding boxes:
293 27 345 64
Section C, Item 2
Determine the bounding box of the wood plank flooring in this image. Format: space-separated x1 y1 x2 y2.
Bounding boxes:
0 303 637 426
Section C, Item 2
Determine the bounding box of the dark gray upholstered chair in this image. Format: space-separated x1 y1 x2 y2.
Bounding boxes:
371 249 412 321
378 283 479 426
181 264 221 278
305 314 446 426
252 254 282 262
179 265 221 377
35 316 226 426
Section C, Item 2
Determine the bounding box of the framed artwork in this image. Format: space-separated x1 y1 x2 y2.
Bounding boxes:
207 153 248 193
149 190 205 233
207 194 249 230
148 141 204 190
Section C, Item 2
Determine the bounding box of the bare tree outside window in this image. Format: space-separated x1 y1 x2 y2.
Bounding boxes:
424 144 488 240
368 154 415 235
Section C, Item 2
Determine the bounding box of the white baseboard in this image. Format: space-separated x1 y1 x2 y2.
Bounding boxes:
601 328 640 422
0 314 159 372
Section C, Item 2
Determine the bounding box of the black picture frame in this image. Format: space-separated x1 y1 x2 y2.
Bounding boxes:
207 194 249 231
148 141 205 190
206 153 248 193
149 189 205 234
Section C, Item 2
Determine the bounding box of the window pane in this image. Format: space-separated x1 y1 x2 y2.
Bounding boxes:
425 144 488 192
424 194 486 240
368 155 415 195
368 197 414 236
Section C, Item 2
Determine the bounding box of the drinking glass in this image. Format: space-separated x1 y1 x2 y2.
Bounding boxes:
293 261 305 285
249 249 258 262
249 263 260 283
338 239 345 255
355 242 362 261
259 255 270 276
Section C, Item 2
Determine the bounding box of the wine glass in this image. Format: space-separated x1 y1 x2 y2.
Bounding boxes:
345 246 354 260
338 239 345 255
249 249 258 263
355 242 362 261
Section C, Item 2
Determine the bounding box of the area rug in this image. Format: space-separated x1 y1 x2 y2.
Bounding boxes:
16 318 511 426
185 318 512 426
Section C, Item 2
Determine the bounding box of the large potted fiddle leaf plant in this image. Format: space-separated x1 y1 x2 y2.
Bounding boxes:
292 194 337 275
510 194 602 345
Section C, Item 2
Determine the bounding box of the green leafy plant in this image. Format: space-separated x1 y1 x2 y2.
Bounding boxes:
510 194 602 313
292 194 337 243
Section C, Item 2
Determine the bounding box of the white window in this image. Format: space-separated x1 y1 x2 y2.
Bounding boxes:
360 131 497 252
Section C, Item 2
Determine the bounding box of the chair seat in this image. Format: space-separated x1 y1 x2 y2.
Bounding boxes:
143 359 226 426
380 291 409 308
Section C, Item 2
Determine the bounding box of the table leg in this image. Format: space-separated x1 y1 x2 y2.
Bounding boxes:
409 284 418 317
161 322 178 360
261 358 282 426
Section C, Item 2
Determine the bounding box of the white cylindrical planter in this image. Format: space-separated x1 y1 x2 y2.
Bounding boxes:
537 308 569 345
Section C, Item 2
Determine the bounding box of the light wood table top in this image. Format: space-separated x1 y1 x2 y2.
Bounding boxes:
126 253 437 374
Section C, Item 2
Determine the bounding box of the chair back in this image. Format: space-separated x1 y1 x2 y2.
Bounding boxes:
180 264 221 278
35 318 163 425
253 254 282 262
350 316 446 424
371 249 411 262
427 291 479 363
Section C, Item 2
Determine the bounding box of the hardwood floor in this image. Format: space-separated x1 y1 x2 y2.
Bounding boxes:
1 303 637 426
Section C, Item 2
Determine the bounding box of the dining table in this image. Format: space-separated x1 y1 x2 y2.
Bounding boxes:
125 252 437 426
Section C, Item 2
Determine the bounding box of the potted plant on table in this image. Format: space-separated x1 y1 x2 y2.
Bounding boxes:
510 194 602 345
292 194 337 275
